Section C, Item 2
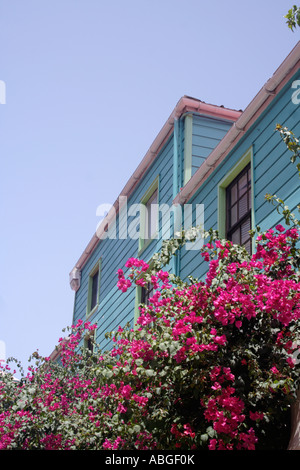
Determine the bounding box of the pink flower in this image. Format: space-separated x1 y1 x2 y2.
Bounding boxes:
117 403 127 413
117 277 132 292
275 224 285 233
249 411 264 421
227 263 237 274
211 381 221 390
136 278 146 287
287 357 296 368
183 423 195 438
208 439 217 450
213 335 227 346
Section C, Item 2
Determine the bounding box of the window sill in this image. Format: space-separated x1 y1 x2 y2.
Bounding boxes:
86 303 99 319
138 232 158 257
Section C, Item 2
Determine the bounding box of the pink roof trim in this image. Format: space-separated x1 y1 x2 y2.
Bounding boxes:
69 98 241 282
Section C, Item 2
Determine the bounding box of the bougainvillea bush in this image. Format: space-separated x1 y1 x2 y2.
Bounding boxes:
0 220 299 450
0 127 299 450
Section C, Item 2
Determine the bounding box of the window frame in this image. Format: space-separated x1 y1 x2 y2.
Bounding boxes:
226 163 252 253
140 281 155 306
218 147 255 252
86 259 102 318
138 176 159 254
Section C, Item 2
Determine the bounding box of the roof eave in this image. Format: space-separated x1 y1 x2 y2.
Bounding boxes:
173 41 300 206
69 98 241 289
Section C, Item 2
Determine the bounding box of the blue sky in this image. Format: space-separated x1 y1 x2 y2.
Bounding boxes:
0 1 299 377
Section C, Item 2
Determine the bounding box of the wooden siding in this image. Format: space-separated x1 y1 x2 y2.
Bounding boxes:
72 134 176 352
191 115 233 176
71 70 300 354
180 71 300 282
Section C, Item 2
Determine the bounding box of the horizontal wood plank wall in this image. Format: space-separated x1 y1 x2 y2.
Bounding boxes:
192 115 233 176
180 72 300 282
72 134 175 352
71 72 300 353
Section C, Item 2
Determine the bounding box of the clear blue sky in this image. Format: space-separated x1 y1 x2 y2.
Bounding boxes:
0 1 298 377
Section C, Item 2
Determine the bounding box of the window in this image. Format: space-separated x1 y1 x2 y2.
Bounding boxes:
86 259 101 317
141 282 155 306
84 330 95 354
139 177 159 252
226 163 252 253
145 189 158 240
90 270 99 311
134 281 155 329
218 147 253 254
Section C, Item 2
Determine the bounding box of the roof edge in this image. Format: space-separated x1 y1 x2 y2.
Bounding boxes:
70 42 300 289
173 41 300 206
69 99 241 288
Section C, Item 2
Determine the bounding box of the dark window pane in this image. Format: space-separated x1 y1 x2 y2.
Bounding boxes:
231 183 237 204
231 203 238 226
231 228 240 245
239 193 248 219
226 163 251 254
238 173 248 196
91 270 99 310
141 288 145 304
141 282 154 306
86 336 93 352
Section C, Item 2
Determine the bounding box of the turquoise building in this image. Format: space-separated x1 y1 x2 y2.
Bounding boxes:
68 42 300 353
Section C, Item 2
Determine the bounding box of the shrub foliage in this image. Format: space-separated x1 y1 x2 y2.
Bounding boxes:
1 126 299 450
